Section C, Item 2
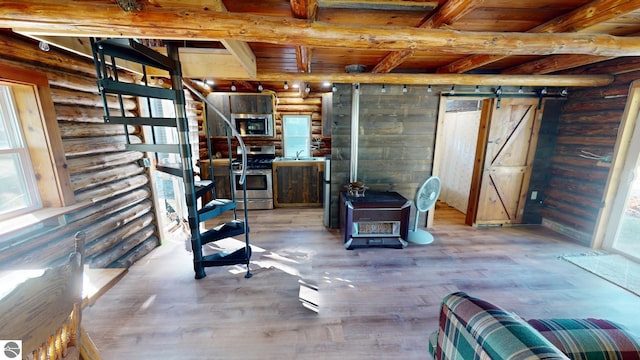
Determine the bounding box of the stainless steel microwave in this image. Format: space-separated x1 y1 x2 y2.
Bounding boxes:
231 113 274 137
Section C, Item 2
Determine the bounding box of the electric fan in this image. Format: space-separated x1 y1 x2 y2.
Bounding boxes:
407 176 441 245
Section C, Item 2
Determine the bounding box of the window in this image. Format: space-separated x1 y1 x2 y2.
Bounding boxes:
0 85 41 217
282 114 311 158
0 64 74 229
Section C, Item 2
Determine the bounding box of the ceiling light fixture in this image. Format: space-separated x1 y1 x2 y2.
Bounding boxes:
381 84 386 93
305 84 311 93
332 83 337 92
561 88 568 97
518 86 524 94
284 81 289 90
427 85 432 93
402 84 408 93
231 82 236 92
449 85 455 95
258 82 264 91
475 85 480 93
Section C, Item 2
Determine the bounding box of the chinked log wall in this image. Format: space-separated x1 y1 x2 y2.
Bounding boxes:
541 69 640 244
0 32 158 269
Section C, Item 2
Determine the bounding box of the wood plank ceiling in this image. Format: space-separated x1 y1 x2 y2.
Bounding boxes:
2 0 640 92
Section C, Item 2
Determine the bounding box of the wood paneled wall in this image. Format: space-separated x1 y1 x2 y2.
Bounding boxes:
329 83 438 229
541 70 640 244
0 32 158 269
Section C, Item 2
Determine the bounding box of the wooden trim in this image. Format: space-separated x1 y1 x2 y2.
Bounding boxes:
466 99 493 226
592 80 640 249
0 63 75 207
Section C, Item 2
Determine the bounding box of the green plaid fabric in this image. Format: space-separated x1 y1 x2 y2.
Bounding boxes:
430 292 569 360
528 319 640 360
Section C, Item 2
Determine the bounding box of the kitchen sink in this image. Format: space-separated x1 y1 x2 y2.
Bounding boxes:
273 156 324 162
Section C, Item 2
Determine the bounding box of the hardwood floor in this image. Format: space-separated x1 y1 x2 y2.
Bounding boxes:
82 204 640 359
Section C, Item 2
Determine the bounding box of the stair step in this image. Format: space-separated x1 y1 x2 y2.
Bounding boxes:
105 116 178 127
200 246 251 267
96 38 175 71
200 220 245 245
156 164 184 178
198 198 237 222
194 180 214 199
98 78 177 100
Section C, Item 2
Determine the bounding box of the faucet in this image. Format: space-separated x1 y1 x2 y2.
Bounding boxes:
295 150 304 160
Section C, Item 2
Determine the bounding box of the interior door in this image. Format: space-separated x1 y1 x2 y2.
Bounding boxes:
468 97 542 225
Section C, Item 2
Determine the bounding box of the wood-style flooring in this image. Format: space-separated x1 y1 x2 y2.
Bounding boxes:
82 204 640 359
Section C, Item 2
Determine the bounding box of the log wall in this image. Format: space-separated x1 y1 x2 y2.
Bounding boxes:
0 32 158 269
541 69 640 244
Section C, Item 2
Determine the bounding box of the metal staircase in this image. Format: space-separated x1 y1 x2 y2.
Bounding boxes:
90 38 252 279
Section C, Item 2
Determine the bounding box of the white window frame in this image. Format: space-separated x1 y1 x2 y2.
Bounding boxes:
282 114 311 158
0 85 41 218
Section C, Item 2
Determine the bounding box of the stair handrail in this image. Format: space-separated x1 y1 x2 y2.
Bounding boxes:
182 80 247 185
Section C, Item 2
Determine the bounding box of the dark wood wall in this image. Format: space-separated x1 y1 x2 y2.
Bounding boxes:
541 69 640 244
0 32 158 269
329 83 438 229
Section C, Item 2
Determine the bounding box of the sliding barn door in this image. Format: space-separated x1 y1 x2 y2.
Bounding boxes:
469 98 542 225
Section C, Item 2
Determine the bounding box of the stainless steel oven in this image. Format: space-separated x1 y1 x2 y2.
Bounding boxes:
232 145 275 210
233 168 273 210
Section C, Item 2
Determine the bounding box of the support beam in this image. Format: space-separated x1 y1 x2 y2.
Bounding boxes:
3 2 640 57
291 0 317 73
502 55 614 75
256 72 613 87
437 0 640 73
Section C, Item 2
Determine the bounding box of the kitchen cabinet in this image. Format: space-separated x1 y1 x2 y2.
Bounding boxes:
199 159 233 202
230 94 273 114
205 93 231 137
273 161 324 207
205 93 274 137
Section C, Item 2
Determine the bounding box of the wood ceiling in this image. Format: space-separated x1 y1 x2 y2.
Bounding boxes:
2 0 640 92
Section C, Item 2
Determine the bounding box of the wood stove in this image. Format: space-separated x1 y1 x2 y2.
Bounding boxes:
339 190 411 249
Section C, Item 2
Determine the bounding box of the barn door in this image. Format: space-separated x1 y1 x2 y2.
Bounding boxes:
468 97 542 225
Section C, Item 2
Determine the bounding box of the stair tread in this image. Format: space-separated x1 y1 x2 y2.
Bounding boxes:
198 198 237 222
200 220 245 245
200 246 251 267
194 180 214 198
97 39 175 71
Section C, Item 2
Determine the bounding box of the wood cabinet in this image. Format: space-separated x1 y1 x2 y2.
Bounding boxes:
199 159 233 202
273 161 324 207
205 93 231 137
230 94 273 114
205 93 274 136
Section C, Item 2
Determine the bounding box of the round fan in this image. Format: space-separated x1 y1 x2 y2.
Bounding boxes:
408 176 441 245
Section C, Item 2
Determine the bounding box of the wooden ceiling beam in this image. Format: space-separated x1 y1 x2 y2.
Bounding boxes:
256 72 613 87
437 0 640 73
290 0 317 73
502 55 615 75
372 0 483 73
317 0 437 11
4 2 640 57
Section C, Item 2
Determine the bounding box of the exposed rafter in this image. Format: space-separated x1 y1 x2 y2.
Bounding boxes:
3 2 640 57
372 0 483 73
437 0 640 74
290 0 317 73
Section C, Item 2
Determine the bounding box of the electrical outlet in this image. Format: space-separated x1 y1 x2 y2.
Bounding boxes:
531 191 538 200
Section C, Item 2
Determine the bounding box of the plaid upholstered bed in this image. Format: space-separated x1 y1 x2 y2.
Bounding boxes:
429 292 640 360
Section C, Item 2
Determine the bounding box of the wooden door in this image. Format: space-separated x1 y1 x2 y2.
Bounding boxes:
468 98 542 225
